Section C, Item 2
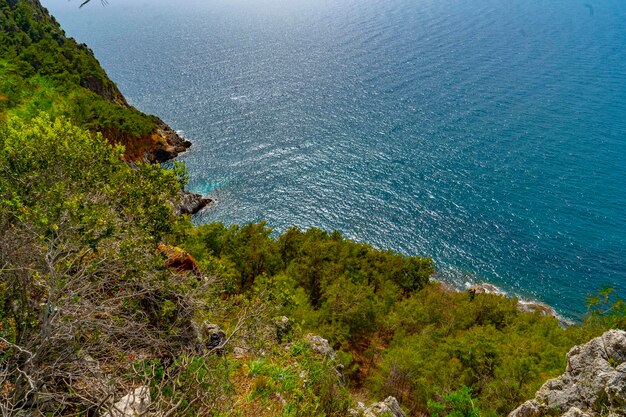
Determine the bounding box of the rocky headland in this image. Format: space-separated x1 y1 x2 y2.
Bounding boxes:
144 119 193 164
174 190 213 216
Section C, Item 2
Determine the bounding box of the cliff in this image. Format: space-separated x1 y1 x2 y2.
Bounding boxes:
0 0 189 162
3 2 626 416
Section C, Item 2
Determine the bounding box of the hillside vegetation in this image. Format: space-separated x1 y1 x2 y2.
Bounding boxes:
1 114 624 417
1 1 625 416
0 0 187 160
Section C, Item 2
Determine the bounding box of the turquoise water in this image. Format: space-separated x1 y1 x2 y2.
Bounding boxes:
45 0 625 317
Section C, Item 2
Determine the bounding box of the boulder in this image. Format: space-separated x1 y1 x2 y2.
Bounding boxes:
157 244 200 276
305 334 336 360
233 347 249 358
378 396 406 417
348 407 362 417
509 330 626 417
173 190 212 216
509 400 540 417
102 386 150 417
336 363 346 385
561 408 592 417
467 283 505 296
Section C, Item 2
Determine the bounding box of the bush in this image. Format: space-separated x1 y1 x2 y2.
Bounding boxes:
0 114 211 415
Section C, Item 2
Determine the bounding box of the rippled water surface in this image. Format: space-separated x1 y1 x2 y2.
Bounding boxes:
45 0 626 317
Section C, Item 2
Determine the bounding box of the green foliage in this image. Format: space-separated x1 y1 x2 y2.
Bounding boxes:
0 0 159 150
132 355 235 416
0 113 181 241
179 220 626 416
1 4 623 414
585 286 626 331
173 160 191 187
0 110 623 417
428 386 482 417
252 340 351 417
367 285 586 416
0 0 121 102
183 224 435 349
0 114 201 414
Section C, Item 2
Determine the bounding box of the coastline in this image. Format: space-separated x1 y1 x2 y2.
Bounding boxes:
160 123 567 320
433 277 573 326
144 118 193 163
150 121 213 216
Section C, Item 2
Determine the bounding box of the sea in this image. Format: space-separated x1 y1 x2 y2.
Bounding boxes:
44 0 626 319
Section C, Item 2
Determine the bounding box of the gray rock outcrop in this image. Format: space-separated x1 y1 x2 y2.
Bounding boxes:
350 396 407 417
102 386 150 417
607 362 626 411
509 329 626 417
305 333 337 360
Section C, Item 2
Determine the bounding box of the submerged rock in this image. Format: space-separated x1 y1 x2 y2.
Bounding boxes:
509 330 626 417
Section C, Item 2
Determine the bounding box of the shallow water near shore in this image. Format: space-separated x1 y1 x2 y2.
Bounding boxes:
44 0 626 318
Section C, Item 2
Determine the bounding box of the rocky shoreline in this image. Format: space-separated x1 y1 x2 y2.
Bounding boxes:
466 282 560 318
146 120 213 216
144 119 193 163
435 279 570 325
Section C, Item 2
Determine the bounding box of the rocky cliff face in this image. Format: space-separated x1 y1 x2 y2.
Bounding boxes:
509 330 626 417
145 119 192 163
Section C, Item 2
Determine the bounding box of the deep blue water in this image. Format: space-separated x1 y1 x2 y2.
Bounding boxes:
45 0 626 318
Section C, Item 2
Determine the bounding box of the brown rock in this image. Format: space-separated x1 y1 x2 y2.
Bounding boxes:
144 120 192 163
157 244 200 276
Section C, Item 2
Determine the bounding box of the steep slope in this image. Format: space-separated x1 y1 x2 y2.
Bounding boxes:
509 330 626 417
2 2 626 417
0 0 190 161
